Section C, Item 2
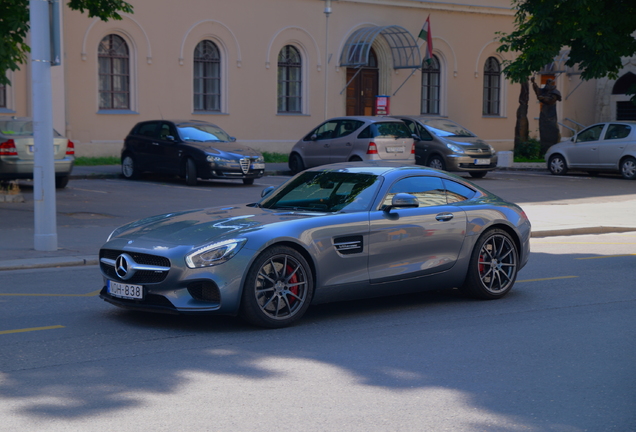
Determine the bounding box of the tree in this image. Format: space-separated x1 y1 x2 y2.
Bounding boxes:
497 0 636 83
0 0 133 86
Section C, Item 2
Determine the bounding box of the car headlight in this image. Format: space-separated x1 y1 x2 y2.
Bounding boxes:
207 155 232 164
445 143 464 154
487 144 496 154
185 238 247 269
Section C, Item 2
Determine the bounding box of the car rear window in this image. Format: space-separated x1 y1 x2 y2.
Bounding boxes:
0 120 62 137
359 122 411 139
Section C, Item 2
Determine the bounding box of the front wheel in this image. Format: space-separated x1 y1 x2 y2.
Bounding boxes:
288 153 305 175
121 154 140 179
240 246 313 328
548 154 568 175
620 157 636 180
427 155 445 171
185 158 198 186
461 228 518 300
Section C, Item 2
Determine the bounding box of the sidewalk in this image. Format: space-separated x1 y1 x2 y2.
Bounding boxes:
2 162 635 271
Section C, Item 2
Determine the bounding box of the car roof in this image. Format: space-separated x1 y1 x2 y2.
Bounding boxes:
134 119 222 127
305 161 450 177
326 116 404 123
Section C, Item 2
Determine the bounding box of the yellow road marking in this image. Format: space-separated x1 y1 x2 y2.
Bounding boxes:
0 289 101 297
517 275 578 283
576 254 636 260
0 325 65 335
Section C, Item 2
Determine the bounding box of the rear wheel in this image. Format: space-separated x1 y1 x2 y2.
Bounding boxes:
289 153 305 175
121 154 140 179
185 158 198 186
469 171 487 178
548 154 568 175
620 157 636 180
427 155 445 171
240 246 313 328
55 175 69 189
461 228 518 299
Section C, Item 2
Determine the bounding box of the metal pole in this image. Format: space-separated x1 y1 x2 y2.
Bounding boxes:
324 0 331 120
30 0 58 251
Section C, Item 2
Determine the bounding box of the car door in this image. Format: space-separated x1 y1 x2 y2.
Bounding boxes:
598 123 632 169
368 175 467 284
401 119 434 165
128 121 161 172
328 119 364 163
153 122 182 174
568 124 606 168
301 120 339 168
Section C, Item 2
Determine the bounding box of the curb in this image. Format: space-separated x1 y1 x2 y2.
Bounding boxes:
0 255 99 272
531 226 636 238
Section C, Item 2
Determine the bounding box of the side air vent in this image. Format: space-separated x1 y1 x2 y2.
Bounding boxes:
334 235 364 255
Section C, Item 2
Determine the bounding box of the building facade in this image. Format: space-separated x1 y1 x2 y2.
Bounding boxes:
1 0 625 158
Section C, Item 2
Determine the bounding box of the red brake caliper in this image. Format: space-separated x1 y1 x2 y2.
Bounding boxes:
286 264 299 305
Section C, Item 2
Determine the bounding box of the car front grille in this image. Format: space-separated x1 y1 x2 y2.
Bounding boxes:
239 158 250 174
100 249 171 284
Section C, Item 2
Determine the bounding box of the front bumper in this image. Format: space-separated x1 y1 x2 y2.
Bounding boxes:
445 154 498 172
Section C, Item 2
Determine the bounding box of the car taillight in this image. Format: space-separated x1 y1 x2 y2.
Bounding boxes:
0 139 18 156
66 140 75 156
411 142 415 154
367 142 378 154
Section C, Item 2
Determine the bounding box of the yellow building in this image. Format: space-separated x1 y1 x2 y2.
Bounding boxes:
1 0 624 158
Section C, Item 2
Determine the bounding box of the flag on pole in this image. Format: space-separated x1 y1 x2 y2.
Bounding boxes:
418 15 433 64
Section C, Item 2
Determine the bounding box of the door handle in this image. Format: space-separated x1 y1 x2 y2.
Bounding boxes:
152 142 159 146
435 213 454 221
346 142 352 146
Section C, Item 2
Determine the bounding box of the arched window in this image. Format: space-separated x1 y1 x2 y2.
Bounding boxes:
277 45 302 113
98 34 130 110
421 55 440 115
483 57 501 115
194 40 221 112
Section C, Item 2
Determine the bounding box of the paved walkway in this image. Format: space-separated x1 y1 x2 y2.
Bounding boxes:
2 162 635 271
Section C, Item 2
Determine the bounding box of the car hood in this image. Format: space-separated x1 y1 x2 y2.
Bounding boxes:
438 136 491 150
185 141 261 157
107 205 315 247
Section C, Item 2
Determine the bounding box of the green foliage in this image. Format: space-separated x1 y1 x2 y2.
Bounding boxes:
74 156 120 166
262 152 288 163
498 0 636 83
514 137 542 160
0 0 133 86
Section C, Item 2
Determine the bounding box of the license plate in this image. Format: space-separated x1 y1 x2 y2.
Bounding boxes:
474 159 490 166
251 163 265 169
386 146 405 153
107 280 143 299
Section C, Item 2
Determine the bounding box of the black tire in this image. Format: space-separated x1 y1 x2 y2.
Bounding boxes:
620 157 636 180
548 154 568 175
469 171 487 178
121 154 140 179
427 155 446 171
288 153 305 175
461 228 518 300
240 246 313 328
185 158 198 186
348 155 363 162
54 175 69 189
243 178 255 185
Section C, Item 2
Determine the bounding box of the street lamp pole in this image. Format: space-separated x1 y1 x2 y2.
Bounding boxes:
323 0 332 121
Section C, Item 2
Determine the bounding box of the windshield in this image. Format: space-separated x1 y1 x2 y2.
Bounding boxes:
420 119 475 138
260 171 381 213
0 120 62 137
177 124 232 142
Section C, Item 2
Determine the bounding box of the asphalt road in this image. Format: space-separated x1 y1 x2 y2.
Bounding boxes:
0 232 634 431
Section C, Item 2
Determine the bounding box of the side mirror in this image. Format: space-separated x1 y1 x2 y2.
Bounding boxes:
261 186 275 198
165 135 175 141
229 137 237 142
310 134 318 141
384 193 419 212
412 134 420 141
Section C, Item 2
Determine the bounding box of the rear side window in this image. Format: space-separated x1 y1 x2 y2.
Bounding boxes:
604 124 631 140
335 120 364 138
136 122 160 139
443 179 477 203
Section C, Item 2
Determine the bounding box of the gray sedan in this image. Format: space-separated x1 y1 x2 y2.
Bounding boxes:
99 162 531 328
545 121 636 179
394 115 498 178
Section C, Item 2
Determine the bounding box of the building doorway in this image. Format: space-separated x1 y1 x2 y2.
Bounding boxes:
346 48 379 116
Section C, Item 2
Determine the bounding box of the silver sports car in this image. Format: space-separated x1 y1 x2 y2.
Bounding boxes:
99 162 531 328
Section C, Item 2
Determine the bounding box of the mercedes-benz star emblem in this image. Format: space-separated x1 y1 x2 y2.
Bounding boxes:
115 254 135 280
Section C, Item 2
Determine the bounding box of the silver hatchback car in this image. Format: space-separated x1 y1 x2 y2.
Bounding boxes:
394 115 498 178
288 116 414 174
545 121 636 179
0 117 75 188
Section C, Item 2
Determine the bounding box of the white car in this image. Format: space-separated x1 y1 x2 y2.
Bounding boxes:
545 121 636 180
